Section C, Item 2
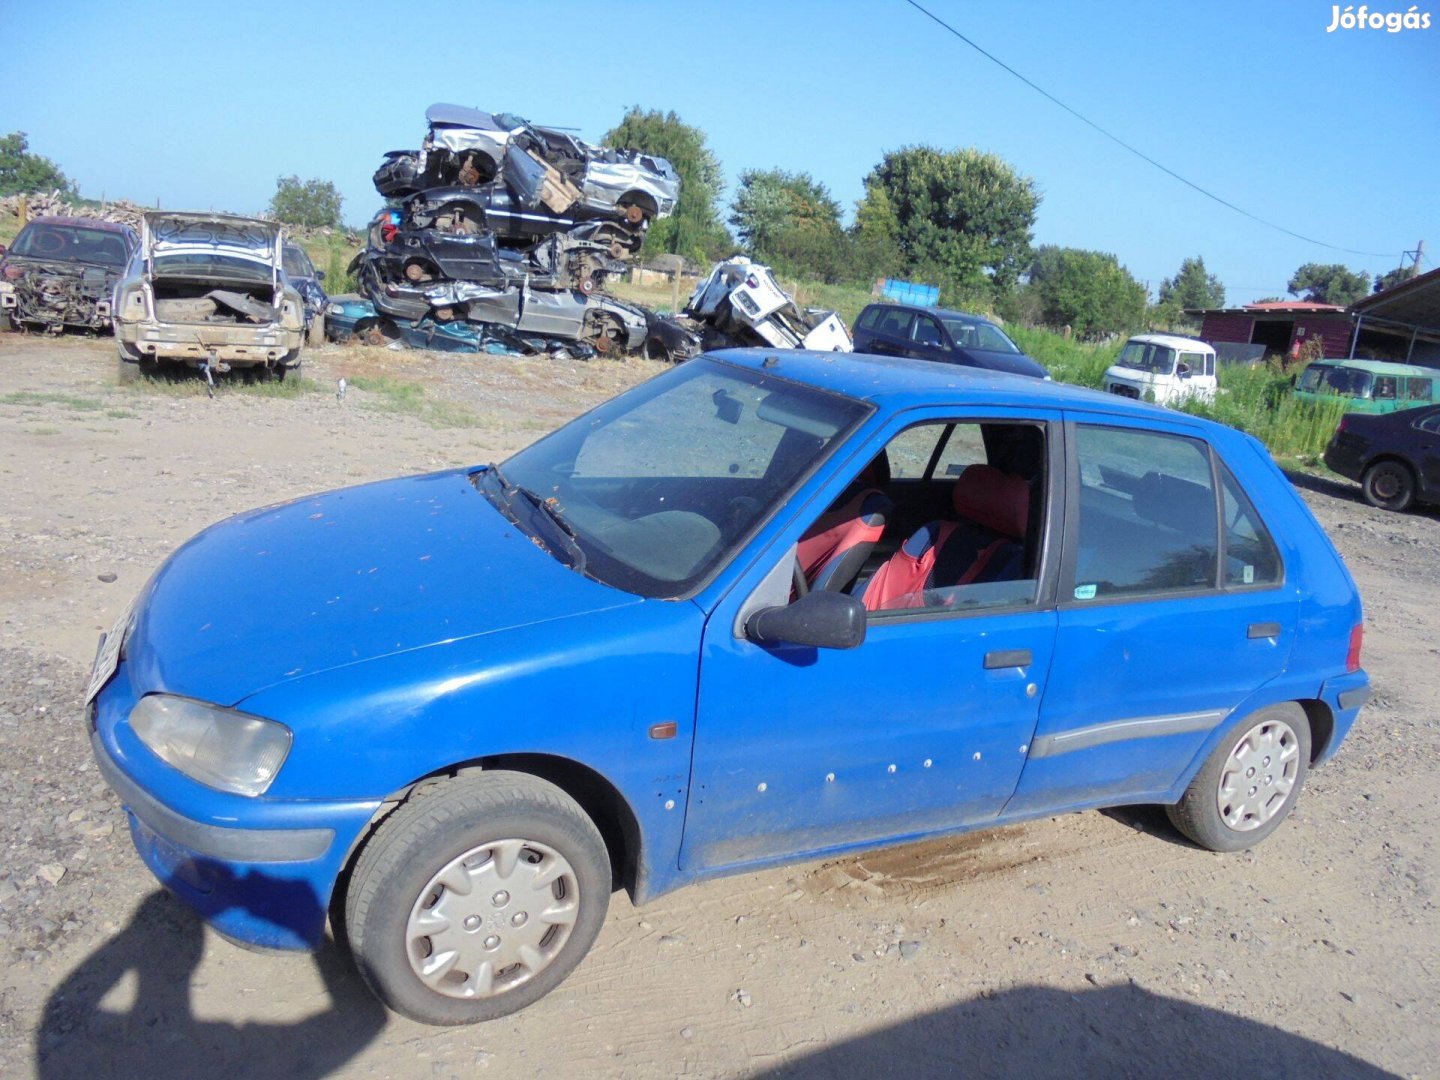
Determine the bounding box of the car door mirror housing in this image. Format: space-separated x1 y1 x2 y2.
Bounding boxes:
745 590 867 650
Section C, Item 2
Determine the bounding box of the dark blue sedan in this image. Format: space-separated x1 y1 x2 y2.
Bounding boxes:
853 302 1049 379
87 348 1368 1025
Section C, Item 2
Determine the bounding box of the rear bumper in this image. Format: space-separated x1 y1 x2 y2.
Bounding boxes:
1315 670 1371 765
117 321 302 365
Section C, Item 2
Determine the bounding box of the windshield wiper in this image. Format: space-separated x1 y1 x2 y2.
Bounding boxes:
476 463 587 575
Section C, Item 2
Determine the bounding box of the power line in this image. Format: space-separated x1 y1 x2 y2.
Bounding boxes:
902 0 1395 259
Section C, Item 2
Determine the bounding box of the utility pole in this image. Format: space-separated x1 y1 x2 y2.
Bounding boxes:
1412 239 1425 277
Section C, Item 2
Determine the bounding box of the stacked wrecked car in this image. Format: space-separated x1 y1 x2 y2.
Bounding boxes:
335 104 679 358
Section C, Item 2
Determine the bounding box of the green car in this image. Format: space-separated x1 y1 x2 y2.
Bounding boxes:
1293 359 1437 414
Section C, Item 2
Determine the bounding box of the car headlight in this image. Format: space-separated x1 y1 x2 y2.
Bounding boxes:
326 302 345 316
129 695 292 797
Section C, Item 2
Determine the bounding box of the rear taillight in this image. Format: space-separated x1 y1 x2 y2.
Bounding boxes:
1346 622 1364 672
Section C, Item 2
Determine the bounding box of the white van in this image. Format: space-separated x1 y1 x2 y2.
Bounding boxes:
1104 333 1218 406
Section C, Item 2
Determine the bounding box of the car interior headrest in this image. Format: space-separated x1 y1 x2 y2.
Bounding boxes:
953 464 1029 539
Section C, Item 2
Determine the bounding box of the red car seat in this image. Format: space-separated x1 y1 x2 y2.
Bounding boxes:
859 464 1029 611
798 454 893 592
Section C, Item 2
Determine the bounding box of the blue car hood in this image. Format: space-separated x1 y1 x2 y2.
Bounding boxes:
124 468 642 706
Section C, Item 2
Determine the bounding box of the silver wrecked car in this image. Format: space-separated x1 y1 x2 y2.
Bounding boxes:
113 212 305 381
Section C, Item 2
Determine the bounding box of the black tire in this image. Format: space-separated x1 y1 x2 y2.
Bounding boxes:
344 771 610 1026
1166 703 1311 852
1360 459 1416 512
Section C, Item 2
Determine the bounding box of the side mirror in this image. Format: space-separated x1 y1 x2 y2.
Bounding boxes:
1176 362 1191 378
745 590 866 650
315 269 326 281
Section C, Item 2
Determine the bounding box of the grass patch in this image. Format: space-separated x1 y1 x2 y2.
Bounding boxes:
1175 365 1350 462
24 426 60 435
124 373 319 399
1008 326 1120 389
105 408 139 419
1 390 106 411
346 375 478 428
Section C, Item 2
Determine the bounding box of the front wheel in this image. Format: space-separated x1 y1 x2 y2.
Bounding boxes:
1361 459 1416 512
344 771 611 1026
1166 703 1310 852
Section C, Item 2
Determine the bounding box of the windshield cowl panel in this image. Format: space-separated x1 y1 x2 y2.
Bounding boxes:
497 359 869 600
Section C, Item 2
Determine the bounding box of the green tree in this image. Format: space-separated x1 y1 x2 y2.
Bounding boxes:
603 107 728 263
729 169 846 281
1373 266 1414 294
1158 256 1226 310
1030 247 1147 339
267 175 343 229
848 178 902 283
1286 262 1371 306
0 131 76 198
862 146 1039 302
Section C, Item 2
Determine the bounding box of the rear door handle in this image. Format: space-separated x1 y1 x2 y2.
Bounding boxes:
985 648 1033 669
1248 622 1282 639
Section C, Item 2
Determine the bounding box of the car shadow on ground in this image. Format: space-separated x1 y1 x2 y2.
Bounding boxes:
755 982 1400 1079
1284 467 1440 521
35 890 388 1080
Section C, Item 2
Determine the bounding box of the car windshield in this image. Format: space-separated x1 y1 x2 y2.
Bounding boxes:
490 358 870 598
941 318 1020 354
10 225 129 268
283 246 315 279
1118 341 1177 374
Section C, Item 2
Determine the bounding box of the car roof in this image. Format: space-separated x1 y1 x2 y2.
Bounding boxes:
707 348 1221 424
1309 358 1439 377
23 215 136 237
866 302 999 325
1125 332 1214 352
426 102 508 131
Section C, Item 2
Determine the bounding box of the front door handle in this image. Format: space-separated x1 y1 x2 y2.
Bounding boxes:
1248 622 1282 639
985 648 1033 669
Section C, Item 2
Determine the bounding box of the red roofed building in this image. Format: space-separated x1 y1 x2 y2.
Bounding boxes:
1185 301 1353 364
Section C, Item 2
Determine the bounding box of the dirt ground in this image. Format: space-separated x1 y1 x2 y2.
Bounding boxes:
0 332 1435 1080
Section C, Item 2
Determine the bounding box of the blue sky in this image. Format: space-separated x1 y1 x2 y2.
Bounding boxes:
4 0 1436 303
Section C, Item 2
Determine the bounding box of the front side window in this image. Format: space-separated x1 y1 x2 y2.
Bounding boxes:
1073 426 1218 599
495 359 869 598
283 246 316 279
912 315 943 346
1374 376 1398 400
942 318 1021 354
1416 411 1440 435
1178 351 1207 376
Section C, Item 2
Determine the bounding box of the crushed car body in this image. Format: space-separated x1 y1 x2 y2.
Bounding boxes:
113 212 304 378
347 102 683 358
0 216 138 332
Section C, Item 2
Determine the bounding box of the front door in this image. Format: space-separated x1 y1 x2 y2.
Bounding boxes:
679 410 1064 873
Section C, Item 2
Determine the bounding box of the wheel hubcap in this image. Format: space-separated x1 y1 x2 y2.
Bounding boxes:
406 838 580 999
1216 720 1300 831
1374 470 1401 499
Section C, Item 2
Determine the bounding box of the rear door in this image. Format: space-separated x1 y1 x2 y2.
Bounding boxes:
1007 416 1297 813
864 308 915 356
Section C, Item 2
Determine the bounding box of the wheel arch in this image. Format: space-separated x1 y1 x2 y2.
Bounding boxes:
1297 697 1335 763
333 752 646 926
618 190 659 216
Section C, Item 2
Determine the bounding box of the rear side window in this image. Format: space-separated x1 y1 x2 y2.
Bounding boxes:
1073 426 1218 599
1219 463 1281 587
1404 378 1432 401
875 308 914 339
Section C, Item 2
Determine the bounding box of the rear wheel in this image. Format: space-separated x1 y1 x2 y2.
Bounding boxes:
1361 459 1416 512
1166 703 1310 852
344 772 610 1026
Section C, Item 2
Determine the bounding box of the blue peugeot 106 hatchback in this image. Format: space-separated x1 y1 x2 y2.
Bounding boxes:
87 349 1369 1025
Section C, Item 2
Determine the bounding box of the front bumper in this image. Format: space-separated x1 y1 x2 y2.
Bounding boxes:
89 694 380 950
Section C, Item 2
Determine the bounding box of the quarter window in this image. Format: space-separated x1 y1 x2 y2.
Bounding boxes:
1073 426 1218 598
1219 463 1281 587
